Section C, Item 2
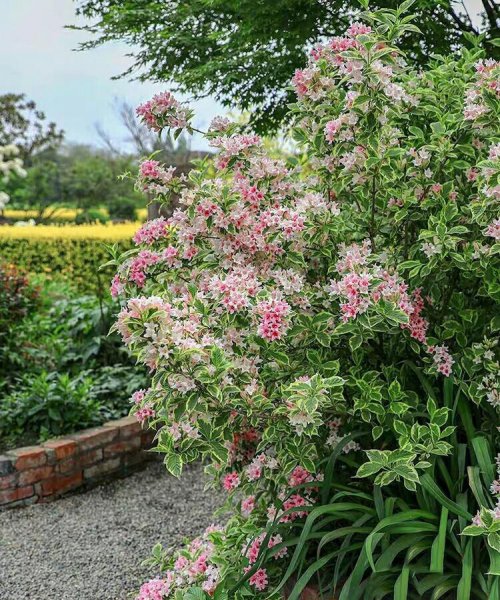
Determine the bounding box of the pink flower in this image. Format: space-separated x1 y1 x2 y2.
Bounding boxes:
222 471 240 491
246 461 263 481
133 218 170 246
248 568 268 591
288 466 313 488
485 218 500 241
137 575 173 600
325 118 344 143
135 405 156 423
137 92 190 131
245 534 263 564
131 389 147 404
280 494 309 522
255 297 291 341
189 553 208 576
110 274 125 298
241 495 256 517
428 344 454 377
174 556 189 571
268 534 287 559
347 22 372 37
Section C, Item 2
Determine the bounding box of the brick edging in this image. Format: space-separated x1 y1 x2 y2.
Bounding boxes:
0 416 155 509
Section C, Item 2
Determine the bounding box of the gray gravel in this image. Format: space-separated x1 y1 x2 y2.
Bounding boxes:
0 460 222 600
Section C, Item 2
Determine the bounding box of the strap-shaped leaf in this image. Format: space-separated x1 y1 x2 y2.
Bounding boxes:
430 507 448 574
420 473 472 519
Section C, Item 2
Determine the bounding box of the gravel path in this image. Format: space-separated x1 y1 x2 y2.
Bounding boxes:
0 460 222 600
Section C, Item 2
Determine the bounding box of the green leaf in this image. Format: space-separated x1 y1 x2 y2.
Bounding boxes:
364 510 437 572
420 474 472 520
183 587 207 600
164 453 183 477
456 540 472 600
488 532 500 553
286 551 338 600
349 334 363 352
488 547 500 576
472 436 495 483
316 331 331 347
393 564 409 599
392 464 420 483
356 462 383 478
430 507 448 573
461 524 485 537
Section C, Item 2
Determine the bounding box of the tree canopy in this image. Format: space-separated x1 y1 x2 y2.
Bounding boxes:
0 94 64 163
73 0 499 133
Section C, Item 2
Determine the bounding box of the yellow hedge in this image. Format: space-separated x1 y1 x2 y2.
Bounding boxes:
0 223 138 293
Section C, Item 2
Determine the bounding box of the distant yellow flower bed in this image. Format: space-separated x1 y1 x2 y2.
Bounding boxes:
3 207 80 220
0 222 140 241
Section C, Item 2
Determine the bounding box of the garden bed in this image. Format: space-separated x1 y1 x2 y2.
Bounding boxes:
0 415 155 508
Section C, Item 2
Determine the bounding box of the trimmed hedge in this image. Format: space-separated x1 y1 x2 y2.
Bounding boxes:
0 225 135 293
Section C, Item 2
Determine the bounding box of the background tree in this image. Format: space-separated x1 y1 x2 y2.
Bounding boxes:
96 99 193 166
96 99 211 218
73 0 499 133
0 94 64 164
6 143 143 221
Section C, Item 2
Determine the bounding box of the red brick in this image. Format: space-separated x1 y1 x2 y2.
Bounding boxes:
0 485 34 505
43 439 78 460
0 473 18 490
122 451 149 468
56 458 77 475
70 427 118 451
84 458 121 480
104 416 142 439
41 471 83 496
79 448 103 467
18 465 54 486
103 437 141 458
0 455 14 476
7 447 47 470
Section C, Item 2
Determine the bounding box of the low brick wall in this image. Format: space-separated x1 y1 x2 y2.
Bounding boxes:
0 416 155 509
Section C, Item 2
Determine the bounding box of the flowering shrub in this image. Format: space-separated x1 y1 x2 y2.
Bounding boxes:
112 4 499 599
0 144 26 210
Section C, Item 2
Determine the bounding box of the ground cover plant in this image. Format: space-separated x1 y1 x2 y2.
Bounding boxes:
0 269 147 450
111 3 499 598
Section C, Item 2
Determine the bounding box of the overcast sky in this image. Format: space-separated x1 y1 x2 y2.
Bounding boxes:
0 0 222 151
0 0 487 152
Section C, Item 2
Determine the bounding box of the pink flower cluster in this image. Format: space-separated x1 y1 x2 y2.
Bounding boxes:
329 242 453 375
136 526 224 599
137 575 173 600
248 568 268 591
222 471 240 491
464 59 500 122
401 288 429 344
255 297 291 341
136 160 177 196
133 217 170 246
131 389 156 424
128 250 163 287
325 117 345 143
428 345 454 377
210 134 262 169
485 218 500 241
136 92 190 131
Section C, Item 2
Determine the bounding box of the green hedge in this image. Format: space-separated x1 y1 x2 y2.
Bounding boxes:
0 238 132 294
